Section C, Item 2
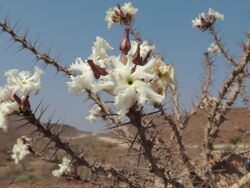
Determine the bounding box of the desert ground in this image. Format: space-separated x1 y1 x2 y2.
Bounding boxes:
0 107 250 187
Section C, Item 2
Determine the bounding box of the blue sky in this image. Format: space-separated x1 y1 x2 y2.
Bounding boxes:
0 1 249 132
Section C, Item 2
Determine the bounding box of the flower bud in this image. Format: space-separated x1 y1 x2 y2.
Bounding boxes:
21 95 31 111
119 27 131 55
132 44 142 65
141 50 152 65
87 59 108 79
13 94 21 105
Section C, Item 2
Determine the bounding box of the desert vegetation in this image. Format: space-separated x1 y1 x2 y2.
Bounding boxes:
0 2 250 188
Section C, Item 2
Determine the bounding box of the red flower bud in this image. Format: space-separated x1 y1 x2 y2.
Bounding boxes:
141 50 152 65
119 27 131 55
132 44 142 65
21 95 31 111
87 60 108 79
13 94 21 105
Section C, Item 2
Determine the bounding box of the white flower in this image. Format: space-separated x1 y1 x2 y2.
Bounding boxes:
192 8 224 30
105 8 117 29
89 36 113 66
11 136 32 164
192 12 206 28
0 86 19 132
121 2 138 16
137 57 175 95
0 112 8 132
86 104 102 123
5 66 43 99
208 8 224 20
129 40 155 60
0 67 43 131
0 86 15 101
105 2 138 29
208 42 221 54
99 56 165 117
0 101 19 131
67 58 96 95
151 59 175 95
0 100 19 115
200 96 218 110
52 157 72 177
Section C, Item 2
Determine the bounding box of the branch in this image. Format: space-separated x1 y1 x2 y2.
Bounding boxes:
21 109 141 188
239 82 249 106
190 52 213 116
230 173 250 188
0 20 72 75
208 33 250 123
0 18 129 137
203 32 250 180
209 27 238 66
207 74 243 148
170 79 183 129
126 107 185 188
162 112 205 184
130 28 143 43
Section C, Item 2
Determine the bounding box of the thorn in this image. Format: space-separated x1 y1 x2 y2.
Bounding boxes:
38 104 50 120
58 122 64 132
105 121 131 130
33 34 41 48
136 147 142 168
15 122 30 130
50 148 59 160
30 127 42 136
13 116 26 122
35 135 47 142
15 45 25 54
78 149 89 158
47 44 53 56
24 27 29 39
34 100 44 114
12 19 21 31
44 139 53 150
56 129 65 137
128 131 139 154
46 122 53 130
14 25 21 34
4 13 10 24
53 118 61 127
47 110 56 124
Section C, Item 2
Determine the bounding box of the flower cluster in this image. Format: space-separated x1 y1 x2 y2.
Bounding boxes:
105 2 138 28
67 34 174 118
67 4 225 120
99 57 172 117
0 67 43 131
200 96 218 111
0 89 19 131
52 157 72 177
129 40 155 65
192 8 224 31
86 104 102 123
5 66 43 99
67 2 176 119
208 42 221 54
11 136 32 164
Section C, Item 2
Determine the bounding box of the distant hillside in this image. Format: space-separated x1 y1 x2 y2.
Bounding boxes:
0 108 250 187
153 107 250 144
3 115 87 139
2 108 250 148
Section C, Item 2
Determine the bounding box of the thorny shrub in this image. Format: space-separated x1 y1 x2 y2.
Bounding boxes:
0 2 250 188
